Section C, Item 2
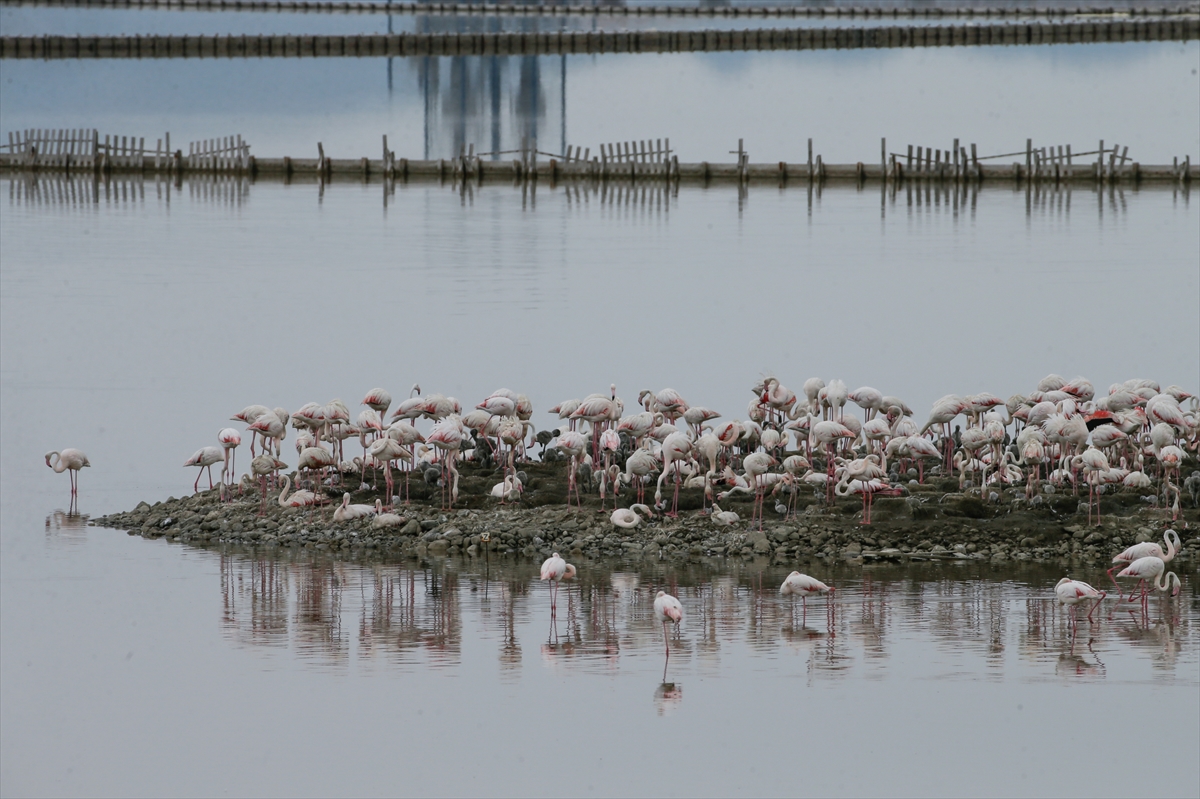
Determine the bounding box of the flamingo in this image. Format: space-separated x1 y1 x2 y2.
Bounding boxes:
611 504 654 529
598 428 621 510
653 591 683 664
230 405 270 454
1108 530 1180 595
386 421 424 503
250 453 287 514
557 430 587 509
216 428 242 490
246 413 285 458
540 552 577 615
1077 447 1110 526
780 571 835 625
1116 556 1181 616
426 418 463 509
1055 578 1106 641
183 446 224 493
361 387 392 422
654 432 693 518
848 386 885 420
297 446 337 488
332 492 376 523
45 448 90 506
368 437 410 509
741 451 774 529
709 503 740 525
620 448 658 506
277 475 319 508
373 499 404 527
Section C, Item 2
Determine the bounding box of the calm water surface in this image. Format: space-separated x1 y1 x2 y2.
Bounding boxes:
2 41 1197 162
1 175 1198 796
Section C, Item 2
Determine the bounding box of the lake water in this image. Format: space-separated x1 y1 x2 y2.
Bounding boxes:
3 171 1198 797
2 13 1199 798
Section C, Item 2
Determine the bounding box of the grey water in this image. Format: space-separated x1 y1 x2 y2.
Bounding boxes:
2 173 1198 796
3 16 1200 797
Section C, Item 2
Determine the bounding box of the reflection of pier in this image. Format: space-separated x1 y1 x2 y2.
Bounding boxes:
394 15 567 161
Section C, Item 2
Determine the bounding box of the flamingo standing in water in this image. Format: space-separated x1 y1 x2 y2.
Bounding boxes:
184 446 224 493
1116 556 1181 616
540 552 577 616
780 571 835 625
45 448 90 506
653 590 683 667
1106 530 1180 596
1055 578 1106 642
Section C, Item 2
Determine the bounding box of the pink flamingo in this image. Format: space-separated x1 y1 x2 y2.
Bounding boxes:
217 428 241 489
250 453 288 515
741 451 774 529
368 437 410 509
332 492 376 523
277 475 319 509
1107 529 1180 595
386 421 424 503
361 387 392 423
426 418 463 509
45 448 90 507
1055 578 1105 643
184 446 224 493
655 432 693 518
780 571 835 625
557 430 587 510
230 405 270 454
653 590 683 669
540 552 577 616
1116 556 1181 616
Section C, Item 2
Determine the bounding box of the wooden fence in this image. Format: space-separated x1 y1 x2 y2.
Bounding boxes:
187 136 250 172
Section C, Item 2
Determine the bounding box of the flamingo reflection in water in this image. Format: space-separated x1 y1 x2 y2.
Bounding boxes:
654 682 683 716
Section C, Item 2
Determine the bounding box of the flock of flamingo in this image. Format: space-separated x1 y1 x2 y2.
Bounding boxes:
44 373 1191 672
46 373 1196 528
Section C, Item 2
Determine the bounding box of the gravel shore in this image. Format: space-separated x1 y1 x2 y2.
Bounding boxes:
92 461 1197 566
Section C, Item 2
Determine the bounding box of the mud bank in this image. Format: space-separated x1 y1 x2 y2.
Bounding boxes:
93 461 1197 566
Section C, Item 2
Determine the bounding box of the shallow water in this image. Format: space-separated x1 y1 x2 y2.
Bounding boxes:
2 173 1198 795
4 507 1199 797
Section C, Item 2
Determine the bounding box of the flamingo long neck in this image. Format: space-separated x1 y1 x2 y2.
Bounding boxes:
1154 569 1178 593
278 476 292 507
49 452 66 473
1164 530 1179 561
